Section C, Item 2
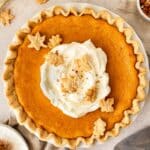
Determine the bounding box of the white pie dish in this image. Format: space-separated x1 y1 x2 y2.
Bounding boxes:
3 2 150 149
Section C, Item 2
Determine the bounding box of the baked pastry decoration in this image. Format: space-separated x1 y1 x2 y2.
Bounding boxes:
4 6 147 148
0 9 14 26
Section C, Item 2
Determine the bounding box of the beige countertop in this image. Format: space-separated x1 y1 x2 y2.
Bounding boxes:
0 0 150 150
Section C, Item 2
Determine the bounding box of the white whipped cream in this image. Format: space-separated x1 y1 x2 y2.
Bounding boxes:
40 40 110 118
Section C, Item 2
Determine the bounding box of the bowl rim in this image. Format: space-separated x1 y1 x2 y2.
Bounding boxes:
136 0 150 21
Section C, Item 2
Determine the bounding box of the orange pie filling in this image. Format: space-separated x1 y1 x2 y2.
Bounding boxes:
14 15 138 139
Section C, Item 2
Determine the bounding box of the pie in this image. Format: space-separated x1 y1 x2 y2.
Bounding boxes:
3 6 147 148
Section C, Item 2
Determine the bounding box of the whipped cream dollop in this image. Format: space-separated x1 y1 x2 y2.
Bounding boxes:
40 40 110 118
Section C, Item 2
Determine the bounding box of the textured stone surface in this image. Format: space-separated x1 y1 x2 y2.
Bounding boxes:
115 127 150 150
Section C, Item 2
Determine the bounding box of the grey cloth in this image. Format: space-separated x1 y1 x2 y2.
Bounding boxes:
114 127 150 150
4 115 69 150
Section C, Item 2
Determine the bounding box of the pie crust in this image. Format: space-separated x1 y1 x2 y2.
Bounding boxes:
3 6 147 148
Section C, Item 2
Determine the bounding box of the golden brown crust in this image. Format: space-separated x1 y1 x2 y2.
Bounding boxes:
47 34 62 49
46 52 64 66
93 118 106 137
99 98 114 112
3 6 147 148
27 32 47 50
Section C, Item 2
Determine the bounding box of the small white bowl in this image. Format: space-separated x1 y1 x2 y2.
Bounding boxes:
0 124 29 150
137 0 150 22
